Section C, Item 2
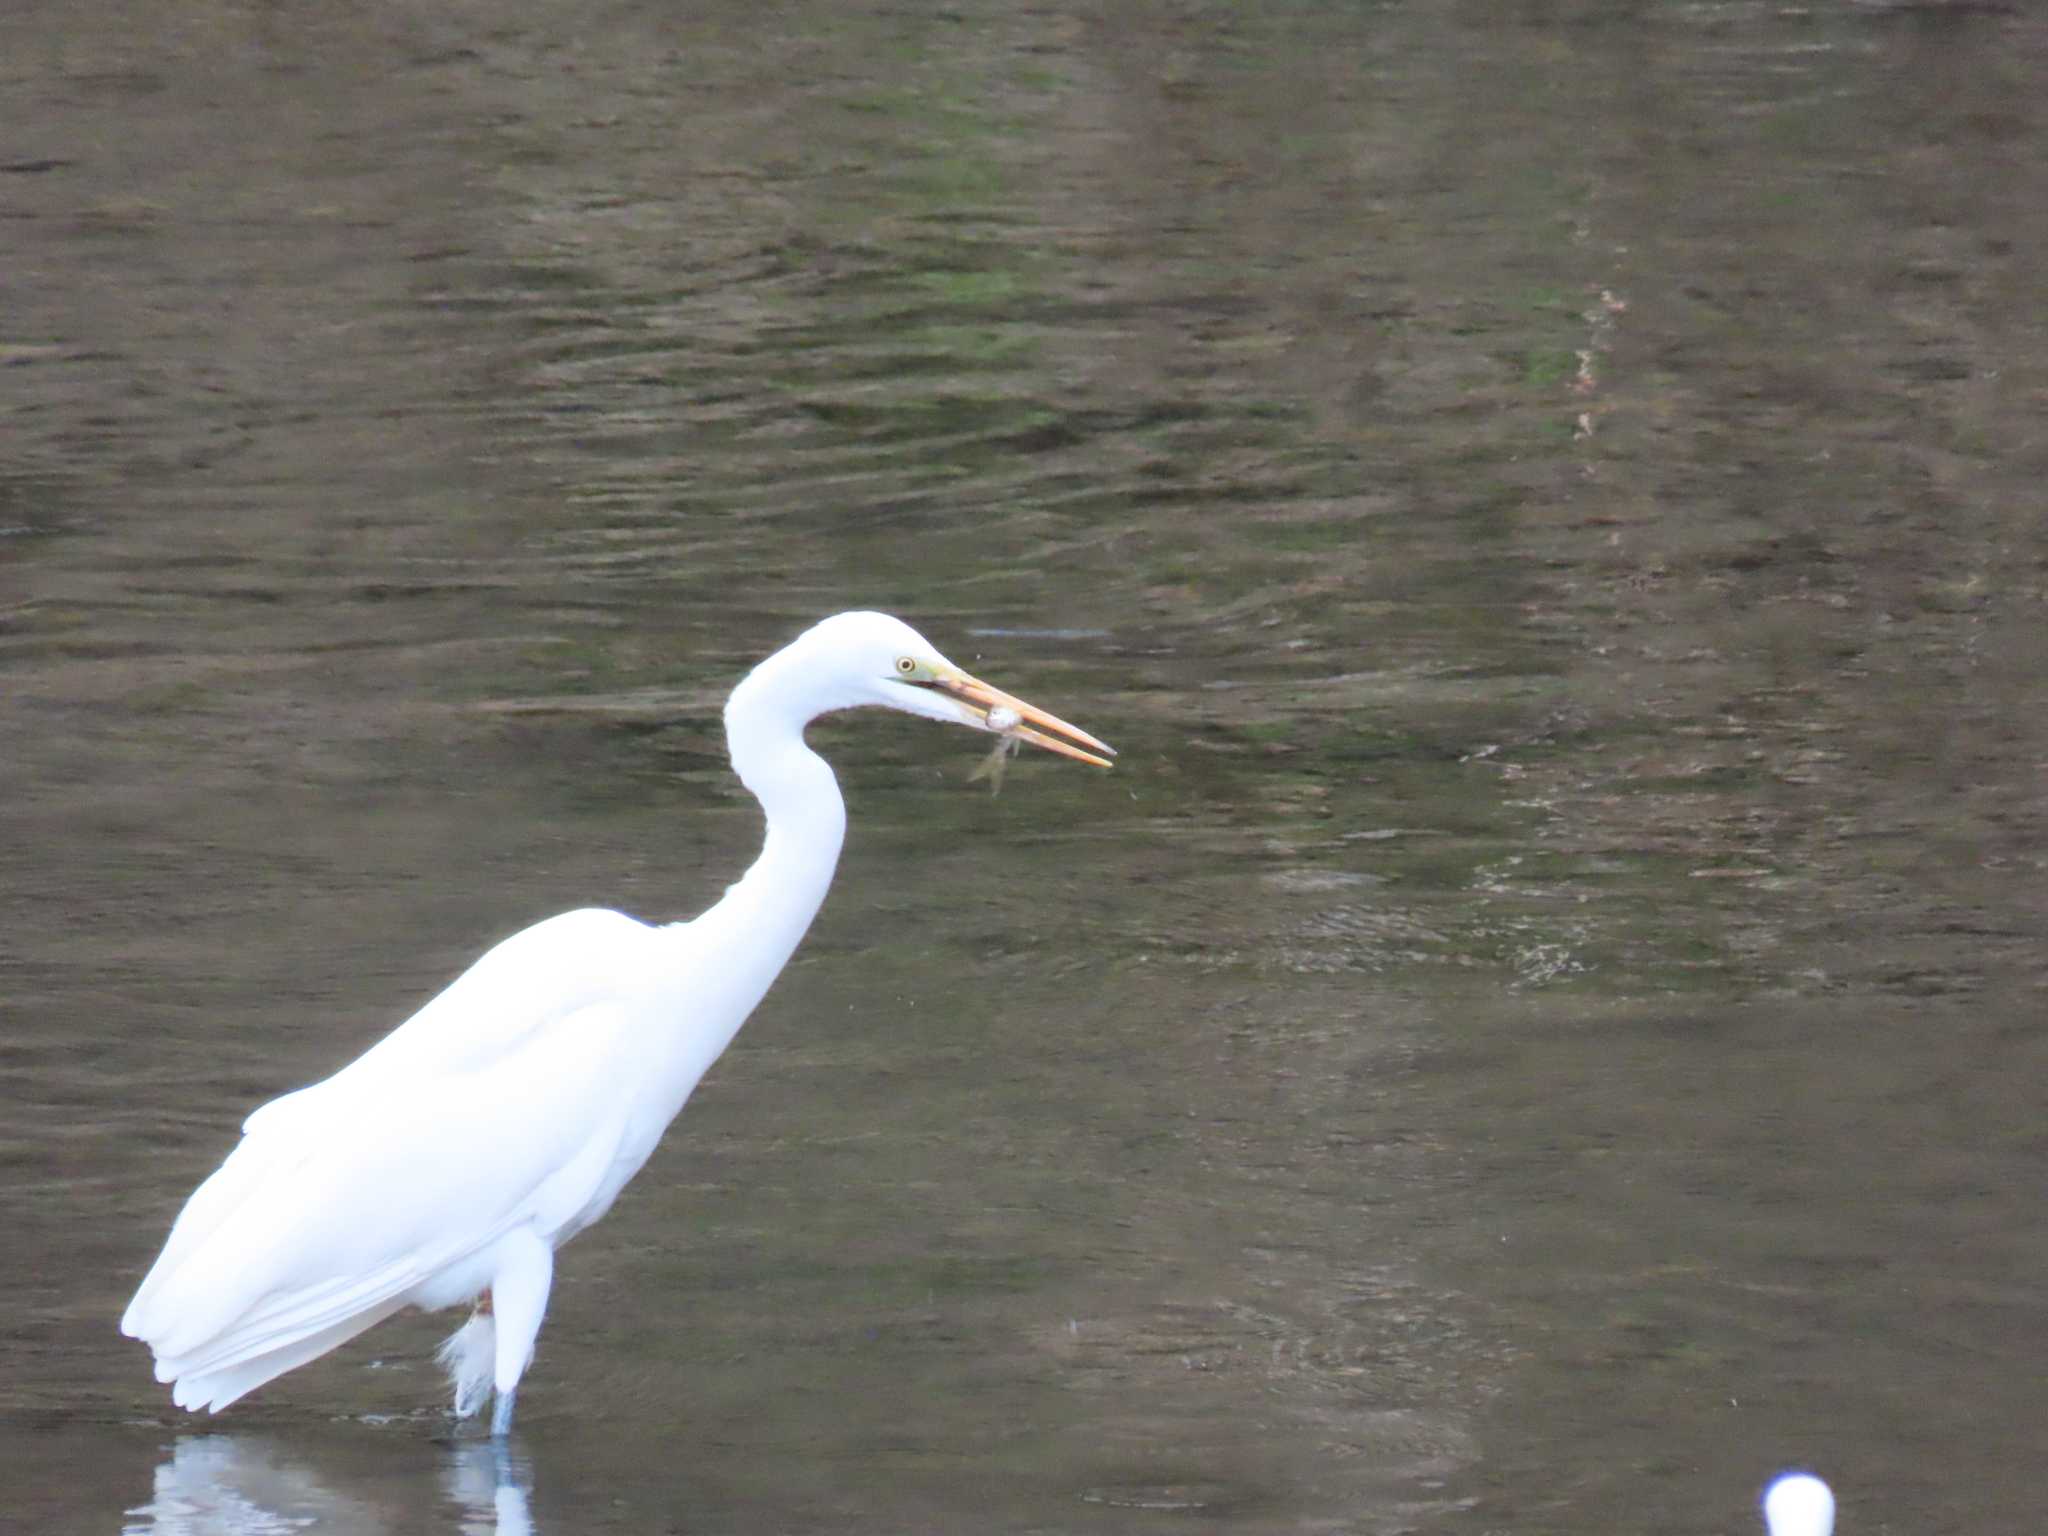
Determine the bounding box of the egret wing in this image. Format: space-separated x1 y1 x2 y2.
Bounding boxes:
128 997 640 1379
126 908 669 1332
242 907 663 1138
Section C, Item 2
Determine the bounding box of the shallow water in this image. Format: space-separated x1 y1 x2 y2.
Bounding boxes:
5 2 2046 1532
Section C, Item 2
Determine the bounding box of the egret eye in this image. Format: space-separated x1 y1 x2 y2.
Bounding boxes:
895 656 918 676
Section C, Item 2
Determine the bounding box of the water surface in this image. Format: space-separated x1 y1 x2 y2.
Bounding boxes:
5 2 2046 1532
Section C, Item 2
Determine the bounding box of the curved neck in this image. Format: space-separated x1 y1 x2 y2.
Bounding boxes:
633 653 848 1123
694 653 848 981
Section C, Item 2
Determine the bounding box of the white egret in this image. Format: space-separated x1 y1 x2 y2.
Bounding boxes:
121 611 1113 1436
1763 1473 1836 1536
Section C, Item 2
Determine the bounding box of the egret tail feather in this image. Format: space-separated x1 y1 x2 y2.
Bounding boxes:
438 1313 498 1419
165 1299 408 1413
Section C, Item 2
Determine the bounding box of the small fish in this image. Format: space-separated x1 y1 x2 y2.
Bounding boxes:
968 706 1024 794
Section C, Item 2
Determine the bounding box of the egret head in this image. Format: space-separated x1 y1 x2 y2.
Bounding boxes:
769 611 1114 767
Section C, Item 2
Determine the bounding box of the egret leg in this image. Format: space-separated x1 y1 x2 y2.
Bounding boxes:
490 1385 519 1439
487 1228 554 1439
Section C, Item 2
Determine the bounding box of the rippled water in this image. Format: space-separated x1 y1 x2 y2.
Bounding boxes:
5 2 2046 1532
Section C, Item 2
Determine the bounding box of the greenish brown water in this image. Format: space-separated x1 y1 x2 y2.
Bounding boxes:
4 2 2046 1532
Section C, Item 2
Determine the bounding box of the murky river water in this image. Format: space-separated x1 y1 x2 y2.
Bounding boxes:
5 2 2046 1532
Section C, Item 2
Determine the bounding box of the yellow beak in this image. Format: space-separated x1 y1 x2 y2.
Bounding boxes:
930 669 1116 768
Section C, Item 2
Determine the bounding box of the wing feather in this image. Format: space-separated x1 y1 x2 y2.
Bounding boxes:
126 914 656 1401
242 908 661 1138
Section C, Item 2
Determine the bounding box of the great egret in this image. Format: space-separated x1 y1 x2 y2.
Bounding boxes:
121 611 1114 1436
1763 1473 1835 1536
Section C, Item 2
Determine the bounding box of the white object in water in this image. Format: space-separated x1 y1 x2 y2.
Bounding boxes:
1763 1472 1835 1536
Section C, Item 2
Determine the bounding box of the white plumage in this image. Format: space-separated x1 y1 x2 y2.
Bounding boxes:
122 612 1112 1434
1763 1473 1835 1536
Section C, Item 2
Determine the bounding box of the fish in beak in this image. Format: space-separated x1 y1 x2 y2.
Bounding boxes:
927 669 1116 768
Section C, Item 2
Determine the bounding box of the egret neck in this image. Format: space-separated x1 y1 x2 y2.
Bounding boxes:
654 641 851 1067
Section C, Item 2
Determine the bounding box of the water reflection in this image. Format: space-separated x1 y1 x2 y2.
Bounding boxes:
444 1443 537 1536
122 1435 534 1536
